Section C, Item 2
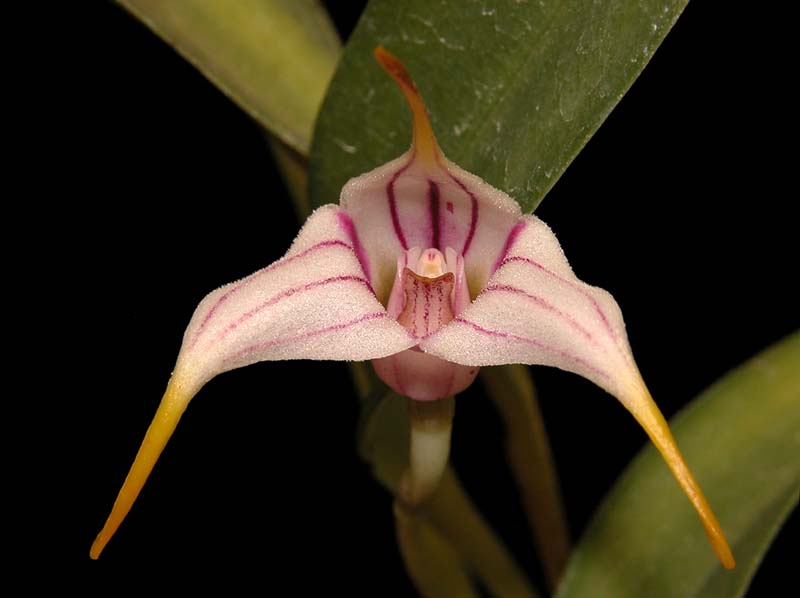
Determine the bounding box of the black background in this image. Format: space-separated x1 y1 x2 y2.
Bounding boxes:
43 1 794 594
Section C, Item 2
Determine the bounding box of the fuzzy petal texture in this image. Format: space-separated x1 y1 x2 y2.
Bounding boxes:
421 214 735 567
340 153 522 301
177 204 415 391
421 215 639 401
90 204 415 559
94 47 733 569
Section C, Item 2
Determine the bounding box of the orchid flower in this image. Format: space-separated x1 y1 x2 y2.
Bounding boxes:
91 47 734 570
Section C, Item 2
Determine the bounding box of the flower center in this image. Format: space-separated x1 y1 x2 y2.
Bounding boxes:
411 248 448 278
386 247 468 339
372 246 478 402
398 248 454 338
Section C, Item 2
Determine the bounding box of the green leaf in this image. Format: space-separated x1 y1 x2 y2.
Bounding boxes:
357 388 409 493
309 0 687 211
481 365 570 590
556 332 800 598
267 135 309 217
394 505 480 598
118 0 340 154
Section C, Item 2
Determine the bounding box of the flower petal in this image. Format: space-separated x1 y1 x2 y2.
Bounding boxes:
422 215 735 568
180 204 413 387
91 204 413 558
421 215 633 396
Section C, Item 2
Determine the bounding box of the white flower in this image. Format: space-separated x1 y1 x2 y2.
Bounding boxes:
91 48 734 569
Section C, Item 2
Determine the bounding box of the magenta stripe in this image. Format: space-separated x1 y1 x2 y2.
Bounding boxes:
491 220 526 274
499 256 619 343
189 239 352 349
224 311 388 363
387 159 413 250
408 274 418 329
482 283 596 343
423 279 431 333
452 317 609 379
337 211 372 287
437 280 446 331
217 275 371 341
446 173 479 257
428 180 441 249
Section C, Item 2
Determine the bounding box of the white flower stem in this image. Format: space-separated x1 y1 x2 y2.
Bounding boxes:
400 396 455 508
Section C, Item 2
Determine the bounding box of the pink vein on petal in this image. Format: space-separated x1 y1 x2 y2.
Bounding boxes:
224 312 389 363
428 180 441 250
499 255 619 343
451 317 609 380
189 239 353 349
216 275 371 342
446 172 479 257
387 158 413 250
491 220 526 274
423 279 431 334
482 283 597 343
337 211 372 287
437 280 446 330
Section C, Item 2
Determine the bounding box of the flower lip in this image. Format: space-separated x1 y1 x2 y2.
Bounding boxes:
397 268 456 339
403 268 454 287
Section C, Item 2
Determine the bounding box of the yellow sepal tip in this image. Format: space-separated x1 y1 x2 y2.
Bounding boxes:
374 46 441 167
627 384 735 569
90 374 195 559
